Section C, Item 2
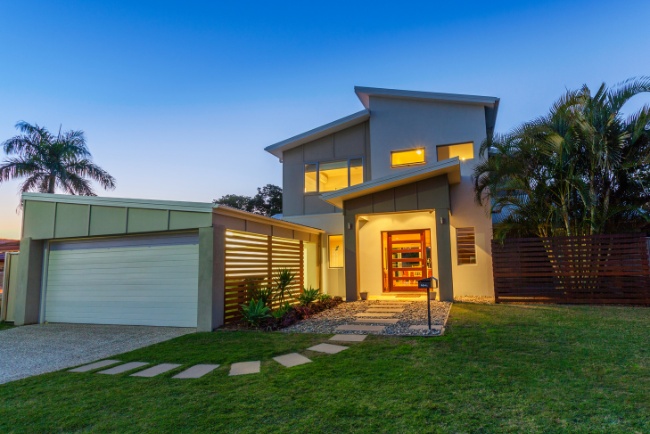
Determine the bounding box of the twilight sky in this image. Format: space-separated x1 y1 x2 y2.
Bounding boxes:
1 0 649 238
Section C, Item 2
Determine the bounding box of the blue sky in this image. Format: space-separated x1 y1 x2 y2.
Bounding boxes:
1 0 649 238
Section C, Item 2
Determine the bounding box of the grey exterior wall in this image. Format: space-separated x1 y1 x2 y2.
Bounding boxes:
342 175 453 301
282 121 370 217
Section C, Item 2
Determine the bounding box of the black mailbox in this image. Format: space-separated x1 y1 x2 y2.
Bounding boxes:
418 278 433 289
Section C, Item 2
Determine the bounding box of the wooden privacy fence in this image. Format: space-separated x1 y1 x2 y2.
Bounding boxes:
224 230 304 324
493 233 650 305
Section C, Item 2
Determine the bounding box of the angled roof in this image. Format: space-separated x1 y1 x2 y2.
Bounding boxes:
264 110 370 159
321 158 462 208
22 193 215 213
354 86 499 108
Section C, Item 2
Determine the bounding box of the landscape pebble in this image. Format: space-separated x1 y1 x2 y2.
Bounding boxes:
281 300 451 336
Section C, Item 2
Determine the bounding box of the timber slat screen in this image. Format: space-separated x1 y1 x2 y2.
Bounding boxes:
224 230 304 324
492 234 650 305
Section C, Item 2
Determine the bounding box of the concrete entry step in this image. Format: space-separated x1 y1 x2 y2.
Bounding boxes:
366 308 404 313
273 353 312 368
355 312 396 317
307 343 348 354
336 324 385 332
329 334 367 342
98 362 149 375
69 360 121 373
355 318 399 324
229 361 261 376
131 363 181 378
173 364 220 379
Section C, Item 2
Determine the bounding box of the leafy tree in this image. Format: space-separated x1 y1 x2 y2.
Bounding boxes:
213 184 282 216
474 77 650 239
0 121 115 195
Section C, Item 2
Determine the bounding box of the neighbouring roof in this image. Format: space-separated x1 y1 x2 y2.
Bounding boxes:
321 158 462 208
265 110 370 160
0 239 20 261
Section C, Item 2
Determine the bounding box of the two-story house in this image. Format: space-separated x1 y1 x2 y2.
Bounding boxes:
266 86 499 301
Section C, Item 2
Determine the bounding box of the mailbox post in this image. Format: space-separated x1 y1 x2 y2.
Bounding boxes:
418 277 439 330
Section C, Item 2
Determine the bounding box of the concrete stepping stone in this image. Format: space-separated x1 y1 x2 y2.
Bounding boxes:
329 334 367 342
69 360 121 373
408 325 444 332
173 364 220 379
131 363 182 378
355 318 399 324
366 308 404 313
307 343 348 354
98 362 148 375
273 353 312 368
229 361 261 376
356 312 396 317
336 324 385 332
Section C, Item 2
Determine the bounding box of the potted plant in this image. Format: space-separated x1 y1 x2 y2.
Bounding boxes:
360 291 368 300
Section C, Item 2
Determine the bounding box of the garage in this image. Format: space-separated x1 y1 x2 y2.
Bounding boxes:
44 232 199 327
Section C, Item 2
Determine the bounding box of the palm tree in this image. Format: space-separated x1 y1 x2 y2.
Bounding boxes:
474 77 650 239
0 121 116 195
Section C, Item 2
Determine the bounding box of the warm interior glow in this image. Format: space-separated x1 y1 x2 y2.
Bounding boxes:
350 158 363 186
319 161 348 192
304 164 317 193
437 142 474 162
391 148 426 167
329 234 343 268
304 159 364 193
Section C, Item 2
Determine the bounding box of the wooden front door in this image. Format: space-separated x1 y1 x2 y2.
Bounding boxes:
384 230 429 292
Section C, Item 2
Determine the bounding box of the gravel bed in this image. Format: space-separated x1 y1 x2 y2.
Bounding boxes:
453 296 495 304
281 300 451 337
0 324 194 384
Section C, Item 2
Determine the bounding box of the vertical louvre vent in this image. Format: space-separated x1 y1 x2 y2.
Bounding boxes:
457 227 476 265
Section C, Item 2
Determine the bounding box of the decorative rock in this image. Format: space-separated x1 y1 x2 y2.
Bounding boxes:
98 362 148 375
408 325 444 332
229 361 261 376
366 308 405 313
173 364 220 379
69 360 121 373
307 343 348 354
131 363 181 377
273 353 312 368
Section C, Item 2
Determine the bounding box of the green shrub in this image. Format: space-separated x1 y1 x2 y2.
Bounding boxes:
274 268 296 304
272 302 292 319
317 293 332 302
298 286 320 306
247 280 274 307
240 299 271 327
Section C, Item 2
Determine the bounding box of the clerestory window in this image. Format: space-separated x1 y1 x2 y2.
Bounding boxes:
304 158 363 193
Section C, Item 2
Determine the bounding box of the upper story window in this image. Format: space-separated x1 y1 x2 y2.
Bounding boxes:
437 142 474 162
391 148 426 167
304 158 363 193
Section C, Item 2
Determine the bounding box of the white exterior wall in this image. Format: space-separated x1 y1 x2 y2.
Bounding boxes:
366 96 494 297
357 212 438 297
282 213 346 298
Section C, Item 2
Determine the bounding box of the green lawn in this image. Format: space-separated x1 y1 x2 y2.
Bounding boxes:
0 322 13 331
1 304 648 433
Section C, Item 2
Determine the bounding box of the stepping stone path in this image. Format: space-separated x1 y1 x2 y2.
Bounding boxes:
307 343 348 354
408 325 444 332
355 318 399 324
366 308 404 313
355 312 396 317
98 362 148 375
173 364 220 379
273 353 312 368
131 363 181 378
229 361 261 376
329 334 367 342
336 324 385 332
69 360 120 373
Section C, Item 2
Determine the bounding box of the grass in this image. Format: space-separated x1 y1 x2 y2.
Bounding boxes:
0 304 648 433
0 321 13 331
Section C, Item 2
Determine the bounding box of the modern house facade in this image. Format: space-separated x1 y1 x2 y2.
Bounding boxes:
266 86 499 301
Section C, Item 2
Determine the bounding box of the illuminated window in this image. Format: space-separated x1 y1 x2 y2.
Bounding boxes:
304 158 363 193
437 142 474 162
329 235 344 268
391 148 426 167
456 227 476 265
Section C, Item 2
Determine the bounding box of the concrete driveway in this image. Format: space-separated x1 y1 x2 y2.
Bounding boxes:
0 323 194 384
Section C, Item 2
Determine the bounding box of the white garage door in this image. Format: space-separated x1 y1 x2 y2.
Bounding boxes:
44 232 199 327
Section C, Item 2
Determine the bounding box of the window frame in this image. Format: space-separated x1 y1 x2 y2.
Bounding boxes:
304 157 364 194
390 147 426 168
328 234 344 268
436 141 475 162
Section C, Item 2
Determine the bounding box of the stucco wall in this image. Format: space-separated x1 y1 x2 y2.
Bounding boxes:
282 213 345 298
357 212 438 297
282 121 370 217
